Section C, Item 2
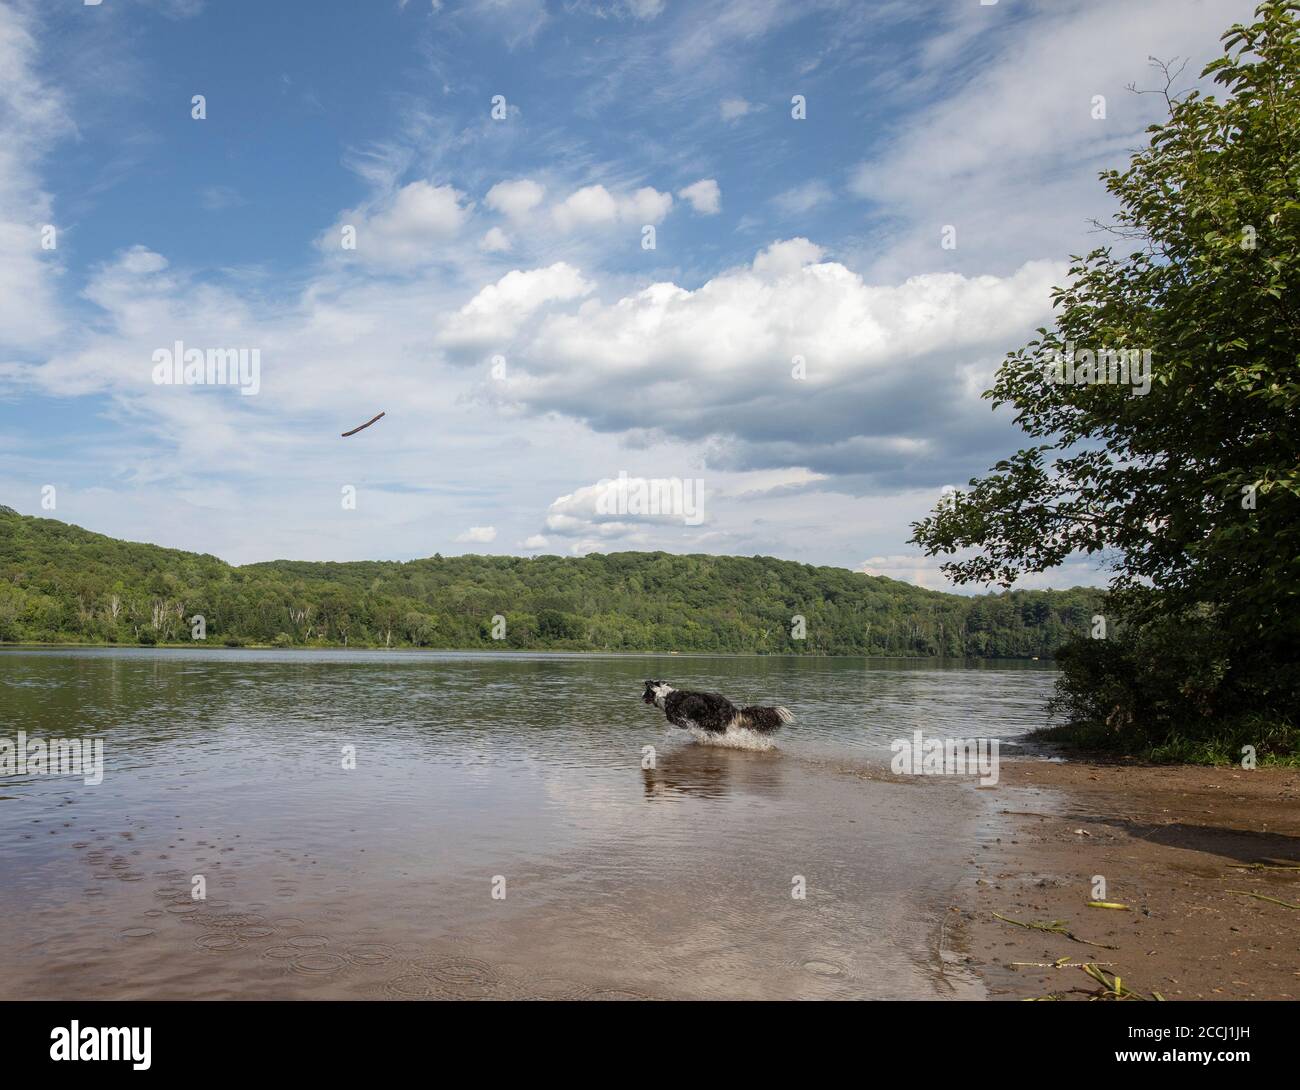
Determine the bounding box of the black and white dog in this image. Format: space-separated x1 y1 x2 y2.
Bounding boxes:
641 680 794 734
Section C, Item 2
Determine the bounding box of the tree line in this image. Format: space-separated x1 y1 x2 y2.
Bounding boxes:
0 507 1101 657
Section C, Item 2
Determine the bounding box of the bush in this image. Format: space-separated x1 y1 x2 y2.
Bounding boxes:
1040 606 1298 764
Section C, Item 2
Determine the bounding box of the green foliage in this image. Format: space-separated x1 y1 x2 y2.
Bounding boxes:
1043 602 1298 763
912 3 1300 755
0 508 1099 657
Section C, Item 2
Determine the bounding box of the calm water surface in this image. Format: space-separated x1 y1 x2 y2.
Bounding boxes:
0 649 1055 1000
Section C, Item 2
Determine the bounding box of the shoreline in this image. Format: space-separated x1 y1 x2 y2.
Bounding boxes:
0 642 1055 662
951 758 1300 1000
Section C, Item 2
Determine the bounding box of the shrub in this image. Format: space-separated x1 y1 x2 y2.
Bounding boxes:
1041 606 1298 763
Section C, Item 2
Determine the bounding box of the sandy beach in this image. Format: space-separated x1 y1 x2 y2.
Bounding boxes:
951 760 1300 1000
3 647 1294 1002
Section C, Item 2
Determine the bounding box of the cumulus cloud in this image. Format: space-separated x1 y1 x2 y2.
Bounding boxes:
1 0 1136 589
440 262 593 352
480 225 511 252
321 181 471 268
678 178 720 215
485 178 545 220
483 239 1063 488
5 224 629 567
543 474 706 543
551 184 672 232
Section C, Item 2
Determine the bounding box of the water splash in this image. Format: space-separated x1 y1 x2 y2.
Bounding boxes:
686 726 778 751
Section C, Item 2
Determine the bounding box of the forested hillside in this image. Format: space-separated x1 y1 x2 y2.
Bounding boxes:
0 507 1100 656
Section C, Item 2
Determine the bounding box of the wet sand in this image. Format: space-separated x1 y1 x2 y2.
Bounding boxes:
7 743 1295 1000
0 747 990 1001
952 760 1300 1000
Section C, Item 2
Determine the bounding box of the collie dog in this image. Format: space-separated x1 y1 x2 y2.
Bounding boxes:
641 680 794 734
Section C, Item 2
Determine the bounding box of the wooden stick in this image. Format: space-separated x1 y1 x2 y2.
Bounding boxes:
342 411 386 437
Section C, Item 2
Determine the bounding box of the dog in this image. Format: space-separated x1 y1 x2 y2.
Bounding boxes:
641 680 794 734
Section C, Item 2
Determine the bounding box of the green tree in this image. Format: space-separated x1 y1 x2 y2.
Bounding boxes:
912 2 1300 757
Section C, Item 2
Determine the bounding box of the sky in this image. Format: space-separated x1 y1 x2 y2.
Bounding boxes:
0 0 1257 588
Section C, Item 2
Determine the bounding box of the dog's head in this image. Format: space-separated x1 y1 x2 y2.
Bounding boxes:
642 680 661 705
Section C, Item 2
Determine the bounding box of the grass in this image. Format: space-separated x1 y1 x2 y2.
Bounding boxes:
1226 889 1300 910
1028 718 1300 767
991 912 1118 950
1017 959 1164 1002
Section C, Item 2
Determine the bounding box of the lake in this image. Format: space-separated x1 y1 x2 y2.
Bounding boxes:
0 648 1056 1000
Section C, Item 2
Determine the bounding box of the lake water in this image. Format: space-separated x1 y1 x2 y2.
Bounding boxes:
0 648 1056 1000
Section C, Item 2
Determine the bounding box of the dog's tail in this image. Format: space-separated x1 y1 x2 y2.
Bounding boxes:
737 705 795 732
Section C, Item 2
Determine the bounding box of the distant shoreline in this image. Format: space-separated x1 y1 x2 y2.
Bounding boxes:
0 509 1100 660
0 641 1056 662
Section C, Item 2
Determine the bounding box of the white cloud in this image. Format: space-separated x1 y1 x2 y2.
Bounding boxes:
544 476 705 539
861 553 1106 593
463 0 548 49
625 0 665 17
669 0 804 68
0 3 72 352
0 0 1138 591
750 236 822 276
565 0 664 19
860 554 949 589
622 185 673 224
848 0 1259 278
455 525 498 543
440 262 594 352
485 178 545 220
480 225 512 252
723 467 827 498
552 185 617 229
199 185 246 211
719 96 751 121
551 184 672 232
322 180 471 268
773 180 832 216
111 245 170 278
485 239 1064 487
678 177 721 215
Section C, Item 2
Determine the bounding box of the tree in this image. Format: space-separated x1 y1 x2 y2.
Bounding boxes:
0 508 1099 658
911 2 1300 756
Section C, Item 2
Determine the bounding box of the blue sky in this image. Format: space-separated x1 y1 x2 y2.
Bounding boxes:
0 0 1255 587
